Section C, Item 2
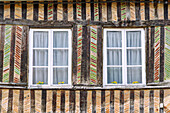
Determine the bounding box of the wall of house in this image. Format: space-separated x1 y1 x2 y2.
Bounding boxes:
0 0 170 112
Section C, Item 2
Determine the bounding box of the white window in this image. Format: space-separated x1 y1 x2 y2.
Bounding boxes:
103 29 145 86
29 29 72 87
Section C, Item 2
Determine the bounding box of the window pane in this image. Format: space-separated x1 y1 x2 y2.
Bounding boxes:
127 49 141 65
107 49 122 65
127 67 142 84
53 50 68 66
33 68 48 84
53 31 68 48
33 50 48 66
107 67 122 84
53 68 68 84
33 31 48 48
107 31 122 47
126 31 141 47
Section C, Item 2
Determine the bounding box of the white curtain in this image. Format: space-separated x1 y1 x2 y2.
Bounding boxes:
33 31 48 84
126 31 142 84
53 31 68 84
107 31 122 83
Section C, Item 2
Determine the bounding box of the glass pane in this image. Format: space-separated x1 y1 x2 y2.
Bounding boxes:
33 68 48 84
107 31 122 47
126 31 141 47
33 50 48 66
107 49 122 65
127 49 141 65
53 68 68 84
53 50 68 66
33 31 48 48
107 67 122 84
53 31 68 48
127 67 142 84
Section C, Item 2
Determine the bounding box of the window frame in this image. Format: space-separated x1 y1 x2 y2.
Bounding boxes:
103 28 146 87
29 29 72 88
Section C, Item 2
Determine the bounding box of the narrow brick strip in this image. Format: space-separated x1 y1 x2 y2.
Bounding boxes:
68 0 73 21
87 91 92 113
46 90 52 112
76 0 82 20
114 90 120 113
38 1 44 20
35 90 41 113
105 90 110 113
14 26 23 83
1 89 9 112
111 0 117 21
12 90 20 113
149 0 155 20
3 25 12 83
75 90 80 113
77 25 83 84
140 0 145 20
101 0 107 22
96 90 101 112
15 1 22 19
24 90 31 113
27 1 33 20
57 0 63 20
56 90 61 112
154 90 159 113
48 2 53 20
124 90 130 113
144 90 149 113
65 90 69 112
86 0 91 20
4 1 10 19
134 90 140 113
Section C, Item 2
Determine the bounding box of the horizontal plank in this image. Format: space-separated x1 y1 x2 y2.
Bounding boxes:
1 19 170 27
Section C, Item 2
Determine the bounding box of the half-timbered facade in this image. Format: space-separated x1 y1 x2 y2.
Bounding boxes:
0 0 170 112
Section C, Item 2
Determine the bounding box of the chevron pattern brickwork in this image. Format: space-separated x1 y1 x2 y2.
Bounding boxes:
154 27 160 81
90 26 97 84
77 25 82 84
14 26 23 83
48 2 53 20
165 26 170 80
3 25 12 82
